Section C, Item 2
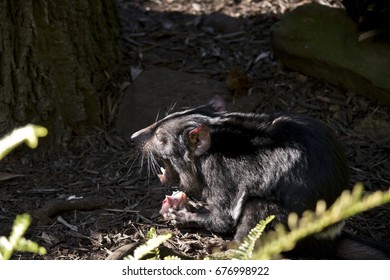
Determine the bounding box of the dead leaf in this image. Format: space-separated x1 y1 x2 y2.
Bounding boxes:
0 173 25 182
225 66 253 97
41 232 54 245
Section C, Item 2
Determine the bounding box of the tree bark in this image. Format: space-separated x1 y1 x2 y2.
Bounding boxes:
0 0 120 142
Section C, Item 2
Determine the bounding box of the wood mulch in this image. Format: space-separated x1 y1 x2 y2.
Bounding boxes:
0 0 389 259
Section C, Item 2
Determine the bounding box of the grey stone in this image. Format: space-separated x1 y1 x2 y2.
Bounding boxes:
271 3 390 106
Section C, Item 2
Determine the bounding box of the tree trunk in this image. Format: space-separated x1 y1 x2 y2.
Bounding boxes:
0 0 121 142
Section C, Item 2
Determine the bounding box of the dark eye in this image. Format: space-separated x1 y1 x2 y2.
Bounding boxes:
160 136 168 145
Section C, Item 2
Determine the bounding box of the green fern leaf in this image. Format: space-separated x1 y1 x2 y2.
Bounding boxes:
233 215 275 260
0 214 46 260
164 255 181 260
125 232 172 260
253 184 390 259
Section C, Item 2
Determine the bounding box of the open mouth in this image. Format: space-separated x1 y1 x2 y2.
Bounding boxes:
156 159 180 186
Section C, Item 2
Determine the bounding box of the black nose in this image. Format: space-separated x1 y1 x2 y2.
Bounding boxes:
130 126 152 146
130 131 141 145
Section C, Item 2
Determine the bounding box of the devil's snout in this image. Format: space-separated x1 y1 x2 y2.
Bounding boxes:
130 130 141 144
130 126 153 146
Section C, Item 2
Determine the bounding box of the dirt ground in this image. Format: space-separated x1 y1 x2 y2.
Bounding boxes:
1 0 389 260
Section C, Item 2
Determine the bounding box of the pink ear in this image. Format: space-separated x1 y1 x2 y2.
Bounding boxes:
207 95 226 112
189 125 211 156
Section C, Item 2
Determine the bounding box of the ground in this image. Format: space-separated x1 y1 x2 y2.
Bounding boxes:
0 0 389 260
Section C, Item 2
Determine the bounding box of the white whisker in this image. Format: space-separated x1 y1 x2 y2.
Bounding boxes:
155 106 161 122
150 153 160 175
126 152 141 174
140 154 145 174
166 101 177 116
147 156 151 183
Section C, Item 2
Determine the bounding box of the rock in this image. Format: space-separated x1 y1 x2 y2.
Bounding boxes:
354 115 390 142
271 3 390 106
115 67 230 137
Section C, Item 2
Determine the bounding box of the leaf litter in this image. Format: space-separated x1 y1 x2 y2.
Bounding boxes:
0 0 389 259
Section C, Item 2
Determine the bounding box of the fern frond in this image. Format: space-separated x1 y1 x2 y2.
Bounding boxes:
253 183 390 259
144 227 161 259
0 214 46 260
146 227 157 240
0 124 48 160
124 229 172 260
233 215 275 260
164 255 181 260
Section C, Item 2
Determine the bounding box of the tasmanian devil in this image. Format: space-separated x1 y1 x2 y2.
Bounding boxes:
130 96 388 259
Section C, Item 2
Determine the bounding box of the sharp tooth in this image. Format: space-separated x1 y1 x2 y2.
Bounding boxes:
160 167 165 174
158 173 166 183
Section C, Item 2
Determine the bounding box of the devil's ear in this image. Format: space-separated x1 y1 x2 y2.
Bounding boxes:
207 95 226 112
188 125 211 156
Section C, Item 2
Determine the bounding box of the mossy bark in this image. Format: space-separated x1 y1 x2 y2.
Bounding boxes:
0 0 121 142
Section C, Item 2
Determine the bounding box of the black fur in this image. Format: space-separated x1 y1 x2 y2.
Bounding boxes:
130 97 386 259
